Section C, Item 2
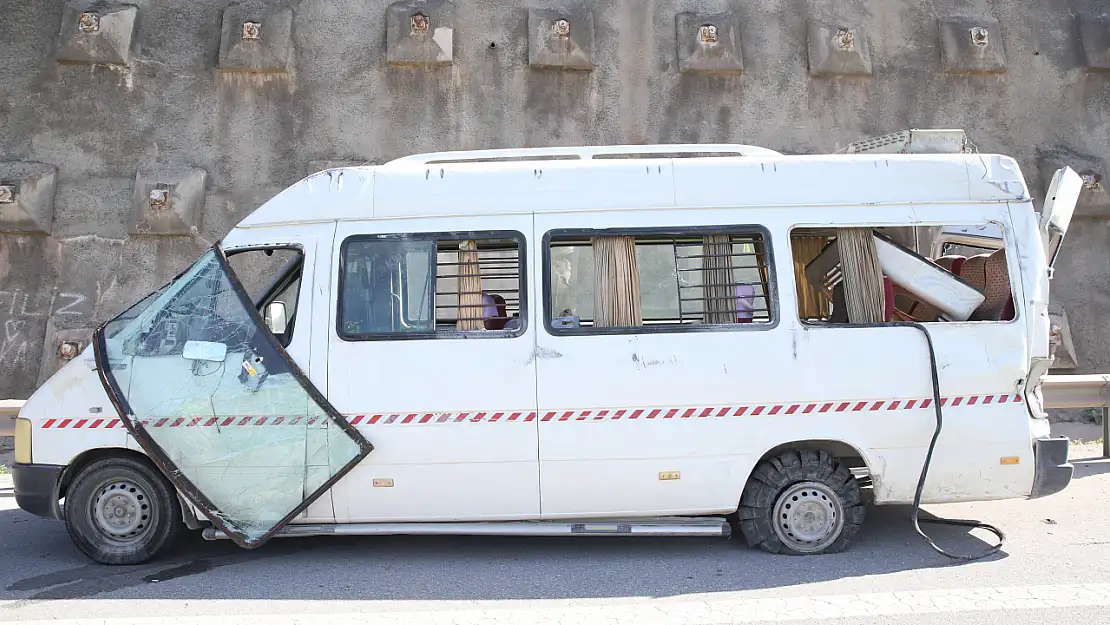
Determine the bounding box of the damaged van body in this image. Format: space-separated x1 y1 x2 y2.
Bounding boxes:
12 131 1081 564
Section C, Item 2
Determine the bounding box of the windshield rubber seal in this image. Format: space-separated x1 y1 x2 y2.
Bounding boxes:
92 243 374 550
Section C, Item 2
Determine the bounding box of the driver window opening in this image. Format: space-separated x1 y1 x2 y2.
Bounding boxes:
226 248 304 347
791 225 1015 324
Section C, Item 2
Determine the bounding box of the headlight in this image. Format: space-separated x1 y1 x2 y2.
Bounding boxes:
14 417 32 464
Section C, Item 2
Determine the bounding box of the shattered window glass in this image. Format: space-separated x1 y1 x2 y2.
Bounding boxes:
97 248 370 547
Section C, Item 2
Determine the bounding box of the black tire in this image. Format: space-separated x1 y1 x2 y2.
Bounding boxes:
63 456 182 565
735 449 865 555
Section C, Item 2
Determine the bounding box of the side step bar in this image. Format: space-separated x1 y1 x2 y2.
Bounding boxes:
201 517 731 541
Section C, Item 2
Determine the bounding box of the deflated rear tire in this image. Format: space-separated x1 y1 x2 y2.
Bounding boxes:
735 449 865 555
63 456 182 565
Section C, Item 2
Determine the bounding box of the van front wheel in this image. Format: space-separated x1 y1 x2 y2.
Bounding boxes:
735 450 865 555
63 456 181 565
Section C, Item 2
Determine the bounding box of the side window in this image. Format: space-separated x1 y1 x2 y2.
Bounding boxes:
337 232 525 340
790 224 1015 324
226 248 304 346
546 228 774 333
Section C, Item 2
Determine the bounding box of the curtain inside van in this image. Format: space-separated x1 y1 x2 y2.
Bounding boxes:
837 228 886 323
792 236 830 319
456 240 484 331
592 236 642 327
702 234 735 324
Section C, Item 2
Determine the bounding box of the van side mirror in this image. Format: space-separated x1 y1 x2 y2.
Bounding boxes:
265 301 288 334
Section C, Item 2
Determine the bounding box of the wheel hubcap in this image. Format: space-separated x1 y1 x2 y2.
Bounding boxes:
772 481 844 553
91 479 153 544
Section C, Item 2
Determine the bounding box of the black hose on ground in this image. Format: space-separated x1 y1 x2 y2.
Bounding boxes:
900 320 1005 561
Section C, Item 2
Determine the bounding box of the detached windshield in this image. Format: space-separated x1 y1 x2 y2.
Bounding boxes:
96 247 370 548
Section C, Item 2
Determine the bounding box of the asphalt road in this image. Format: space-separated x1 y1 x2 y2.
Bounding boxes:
2 441 1110 624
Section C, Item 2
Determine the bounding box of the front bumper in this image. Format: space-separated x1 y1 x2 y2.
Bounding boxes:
1029 436 1073 499
12 463 64 520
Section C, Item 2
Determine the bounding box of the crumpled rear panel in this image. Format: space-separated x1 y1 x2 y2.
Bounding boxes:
95 248 371 547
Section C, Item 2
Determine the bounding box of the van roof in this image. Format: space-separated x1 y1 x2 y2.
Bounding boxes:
235 143 1031 229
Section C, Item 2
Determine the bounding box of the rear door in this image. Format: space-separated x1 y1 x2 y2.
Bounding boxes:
326 215 541 521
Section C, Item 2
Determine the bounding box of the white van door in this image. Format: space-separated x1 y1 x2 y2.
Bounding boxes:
326 216 541 521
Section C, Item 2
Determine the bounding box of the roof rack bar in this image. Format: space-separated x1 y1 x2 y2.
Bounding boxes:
834 129 971 155
382 143 783 166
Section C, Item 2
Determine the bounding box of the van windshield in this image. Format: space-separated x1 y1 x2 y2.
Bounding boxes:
94 246 371 548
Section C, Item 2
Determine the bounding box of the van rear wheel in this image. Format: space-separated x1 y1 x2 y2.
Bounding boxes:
736 449 865 555
63 456 181 565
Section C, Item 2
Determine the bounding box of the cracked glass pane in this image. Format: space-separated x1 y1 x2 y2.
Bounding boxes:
96 248 370 547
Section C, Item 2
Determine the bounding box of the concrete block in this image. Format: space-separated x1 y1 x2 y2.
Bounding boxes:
55 2 138 66
528 8 595 70
1077 15 1110 72
807 21 872 76
128 162 207 236
36 321 95 388
385 0 455 66
0 162 58 235
218 6 293 72
675 11 743 74
939 16 1006 74
1048 305 1078 370
1037 147 1110 219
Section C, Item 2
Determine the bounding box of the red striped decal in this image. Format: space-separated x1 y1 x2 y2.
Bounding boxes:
419 414 433 424
455 413 469 422
107 419 120 428
951 397 962 407
887 401 900 410
699 407 713 418
983 395 994 404
717 407 730 417
542 412 555 422
647 409 662 419
401 414 415 424
474 412 488 423
525 412 536 422
768 405 782 416
751 406 765 416
221 417 234 427
967 396 978 406
74 419 88 429
869 402 883 411
203 417 217 427
350 415 364 425
559 411 573 421
43 419 57 429
733 406 748 417
664 408 679 419
368 415 381 424
90 419 104 429
820 403 833 413
803 404 816 414
837 402 851 412
905 399 917 410
681 408 696 419
921 399 932 408
58 418 72 429
254 417 266 426
272 416 285 426
438 414 451 423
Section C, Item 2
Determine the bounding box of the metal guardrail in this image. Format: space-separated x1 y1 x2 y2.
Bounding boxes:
3 373 1110 440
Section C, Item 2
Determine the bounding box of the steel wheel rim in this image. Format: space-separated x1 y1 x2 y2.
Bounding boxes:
772 481 844 553
89 477 155 546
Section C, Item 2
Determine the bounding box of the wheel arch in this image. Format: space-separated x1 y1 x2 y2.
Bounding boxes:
59 447 201 530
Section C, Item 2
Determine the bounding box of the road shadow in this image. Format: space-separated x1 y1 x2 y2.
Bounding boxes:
1070 454 1110 479
0 503 1004 607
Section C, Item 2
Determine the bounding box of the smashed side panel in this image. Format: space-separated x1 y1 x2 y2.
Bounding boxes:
55 3 139 66
675 11 744 74
0 161 58 234
1037 146 1110 218
386 0 455 66
528 8 595 70
95 248 371 547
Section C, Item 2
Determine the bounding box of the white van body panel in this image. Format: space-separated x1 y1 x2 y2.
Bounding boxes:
16 146 1066 535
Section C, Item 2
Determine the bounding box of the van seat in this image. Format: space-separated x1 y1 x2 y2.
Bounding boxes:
961 249 1011 321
